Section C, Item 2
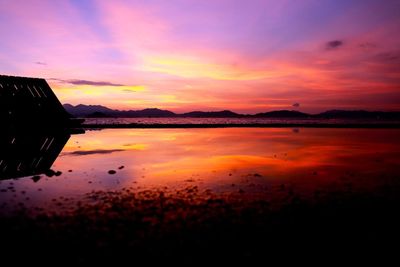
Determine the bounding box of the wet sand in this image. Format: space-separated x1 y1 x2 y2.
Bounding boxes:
1 176 400 263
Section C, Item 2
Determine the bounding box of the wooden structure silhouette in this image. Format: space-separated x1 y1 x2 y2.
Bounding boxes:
0 75 73 128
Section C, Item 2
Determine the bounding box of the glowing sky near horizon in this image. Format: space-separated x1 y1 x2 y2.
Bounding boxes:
0 0 399 113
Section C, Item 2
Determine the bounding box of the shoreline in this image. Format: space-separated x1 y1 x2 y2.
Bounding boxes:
82 122 400 129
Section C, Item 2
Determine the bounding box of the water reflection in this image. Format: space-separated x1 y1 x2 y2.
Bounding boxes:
0 131 70 180
1 128 400 210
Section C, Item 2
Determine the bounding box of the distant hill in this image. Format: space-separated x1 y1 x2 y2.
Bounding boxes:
63 104 400 120
254 110 310 118
63 104 114 117
315 110 400 119
85 111 112 118
64 104 176 118
180 110 241 118
121 108 176 117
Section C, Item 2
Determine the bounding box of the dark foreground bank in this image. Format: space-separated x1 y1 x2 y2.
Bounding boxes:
1 181 399 264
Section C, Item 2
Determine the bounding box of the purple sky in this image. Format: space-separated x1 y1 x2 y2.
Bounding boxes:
0 0 399 113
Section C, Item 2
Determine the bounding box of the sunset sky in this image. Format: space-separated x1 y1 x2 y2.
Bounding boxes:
0 0 399 113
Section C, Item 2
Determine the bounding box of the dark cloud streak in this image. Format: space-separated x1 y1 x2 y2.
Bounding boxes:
326 40 343 50
292 103 300 108
51 78 125 87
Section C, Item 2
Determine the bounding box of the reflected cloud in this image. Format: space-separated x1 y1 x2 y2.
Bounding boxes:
66 149 125 156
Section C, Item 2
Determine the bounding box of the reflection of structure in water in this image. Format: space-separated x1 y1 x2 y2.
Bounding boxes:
0 75 82 128
0 132 70 180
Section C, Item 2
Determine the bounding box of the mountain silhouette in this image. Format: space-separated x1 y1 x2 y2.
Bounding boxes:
315 110 400 119
254 110 310 118
181 110 241 118
64 104 175 118
63 104 400 119
63 104 113 116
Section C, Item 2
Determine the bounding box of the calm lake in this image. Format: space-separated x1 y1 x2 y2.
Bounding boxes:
1 127 400 214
